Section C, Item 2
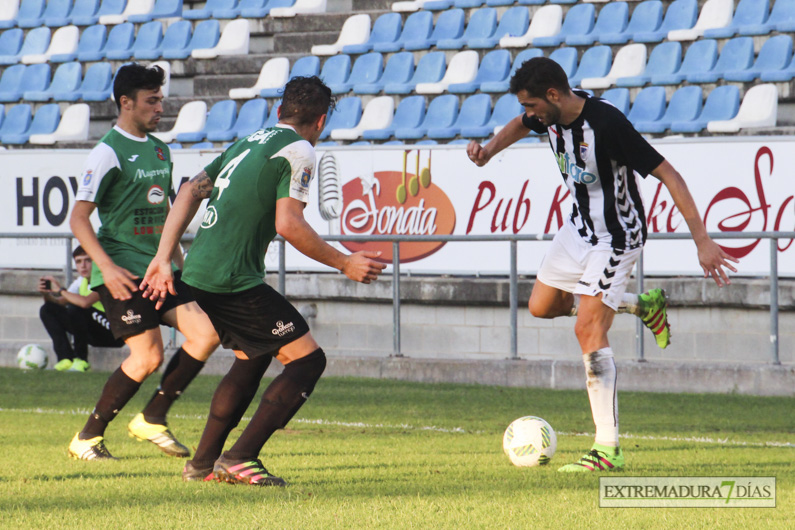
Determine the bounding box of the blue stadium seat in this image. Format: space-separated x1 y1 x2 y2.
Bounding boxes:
362 95 424 141
533 3 594 48
156 19 192 60
320 96 361 140
162 19 218 60
374 11 432 53
43 0 75 27
184 0 237 20
635 85 702 133
320 54 352 94
460 92 522 138
617 41 681 88
651 39 717 85
0 65 26 102
0 27 50 65
449 49 510 94
177 99 238 143
481 47 542 93
0 29 24 64
3 102 59 144
428 93 491 139
128 0 183 22
626 86 666 129
24 61 81 101
600 87 631 116
742 0 794 34
424 1 454 10
569 46 611 88
86 22 133 61
687 37 753 84
395 94 457 140
634 0 697 43
72 0 123 25
52 23 104 62
332 52 382 95
550 0 577 4
384 51 444 95
240 0 297 19
404 8 463 51
602 0 663 45
190 142 214 149
455 0 486 7
761 46 795 82
75 62 113 101
16 0 46 29
354 51 413 95
261 99 281 129
486 0 516 6
0 63 50 102
568 1 628 46
518 0 546 4
724 34 792 82
343 12 402 54
261 55 320 97
230 98 268 140
549 47 578 79
670 85 739 133
437 7 496 50
704 0 769 39
470 6 529 49
129 20 164 60
0 104 32 141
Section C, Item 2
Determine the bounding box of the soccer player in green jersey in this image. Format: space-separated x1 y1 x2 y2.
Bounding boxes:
140 76 385 485
67 64 221 461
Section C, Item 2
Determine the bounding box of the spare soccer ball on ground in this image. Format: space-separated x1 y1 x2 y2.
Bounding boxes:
17 344 48 370
503 416 557 467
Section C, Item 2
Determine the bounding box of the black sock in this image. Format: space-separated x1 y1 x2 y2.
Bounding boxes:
80 368 141 439
142 348 205 425
191 355 272 467
225 349 326 461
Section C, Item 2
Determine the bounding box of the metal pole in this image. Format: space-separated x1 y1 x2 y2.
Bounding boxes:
636 249 645 362
509 239 518 359
770 238 780 365
278 240 286 296
392 241 401 357
64 237 73 286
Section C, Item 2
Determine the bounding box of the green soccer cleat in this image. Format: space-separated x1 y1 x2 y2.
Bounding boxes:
68 432 117 461
557 443 624 473
54 359 73 371
68 359 90 372
213 455 286 487
639 288 671 349
182 461 215 482
128 413 190 458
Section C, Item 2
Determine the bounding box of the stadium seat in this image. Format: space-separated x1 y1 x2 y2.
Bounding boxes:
330 52 382 95
460 92 521 138
600 87 630 115
707 83 777 133
229 57 289 99
0 103 31 141
177 100 237 143
0 28 24 64
391 0 432 12
404 8 462 51
271 0 326 18
533 3 594 48
761 47 795 82
262 99 280 128
724 34 792 82
616 41 681 88
319 53 352 94
569 46 611 88
670 85 739 133
84 21 133 61
331 96 394 140
0 0 19 29
437 7 496 50
395 94 457 140
567 1 628 46
416 50 477 94
156 19 192 60
192 18 248 59
42 0 75 27
601 0 662 45
500 4 562 48
626 86 666 129
448 49 510 94
73 62 112 101
22 24 78 64
487 0 516 5
52 23 102 62
0 63 49 101
550 0 576 4
650 39 717 85
517 0 545 4
312 13 370 56
581 44 646 90
428 93 491 139
24 61 81 101
227 98 268 140
686 37 753 84
0 26 49 65
189 141 214 149
319 96 361 140
0 64 25 102
374 10 432 53
127 0 181 21
384 51 444 94
72 0 123 25
549 47 578 79
107 20 162 60
469 6 529 49
30 102 89 144
16 0 46 28
423 0 454 10
363 95 424 140
154 100 207 143
634 0 697 43
214 0 257 19
149 59 170 97
100 0 155 25
65 0 99 26
481 47 542 93
3 102 59 143
354 51 412 95
163 19 218 60
669 0 733 41
343 12 401 54
239 0 295 19
261 55 320 97
635 85 702 133
703 0 768 39
742 0 794 35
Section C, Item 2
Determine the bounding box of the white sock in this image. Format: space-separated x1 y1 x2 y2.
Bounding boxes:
568 294 580 317
616 292 639 315
583 348 619 447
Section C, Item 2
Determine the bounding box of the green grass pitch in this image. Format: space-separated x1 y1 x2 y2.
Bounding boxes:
0 367 791 528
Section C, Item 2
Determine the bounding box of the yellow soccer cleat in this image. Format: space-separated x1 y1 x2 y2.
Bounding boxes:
68 432 117 461
127 413 190 457
639 288 671 349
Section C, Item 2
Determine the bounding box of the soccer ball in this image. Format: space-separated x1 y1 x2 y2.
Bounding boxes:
503 416 557 467
17 344 48 370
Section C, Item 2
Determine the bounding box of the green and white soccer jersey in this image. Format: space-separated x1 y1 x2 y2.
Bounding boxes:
75 126 173 288
182 124 316 293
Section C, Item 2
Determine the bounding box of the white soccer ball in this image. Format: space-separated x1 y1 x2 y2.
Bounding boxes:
17 344 48 370
503 416 557 467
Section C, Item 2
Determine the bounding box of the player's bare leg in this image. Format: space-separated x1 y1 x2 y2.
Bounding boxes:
528 281 575 319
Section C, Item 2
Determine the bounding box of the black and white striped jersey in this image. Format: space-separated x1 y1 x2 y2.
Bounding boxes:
522 91 664 250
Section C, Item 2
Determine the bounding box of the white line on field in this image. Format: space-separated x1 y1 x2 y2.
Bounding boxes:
1 407 792 448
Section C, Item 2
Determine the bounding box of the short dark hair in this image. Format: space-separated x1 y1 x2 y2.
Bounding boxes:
279 75 335 127
113 63 165 111
509 57 571 99
72 245 87 259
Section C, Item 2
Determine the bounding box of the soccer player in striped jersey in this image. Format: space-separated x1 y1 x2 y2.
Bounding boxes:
467 57 738 472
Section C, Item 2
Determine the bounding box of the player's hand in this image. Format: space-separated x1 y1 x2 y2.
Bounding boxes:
100 262 139 301
38 275 60 293
341 251 387 284
466 140 491 167
140 257 177 310
697 238 739 287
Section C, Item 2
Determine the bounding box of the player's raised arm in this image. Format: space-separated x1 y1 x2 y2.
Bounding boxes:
467 114 531 167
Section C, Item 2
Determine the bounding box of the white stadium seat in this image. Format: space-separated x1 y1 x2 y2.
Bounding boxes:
29 104 90 145
392 0 431 13
311 14 371 56
229 57 290 100
192 19 250 59
100 0 156 25
22 25 79 64
500 5 562 49
416 50 479 95
707 84 778 133
0 0 20 28
668 0 733 42
331 96 394 141
153 100 207 143
150 60 171 97
581 43 647 90
270 0 327 18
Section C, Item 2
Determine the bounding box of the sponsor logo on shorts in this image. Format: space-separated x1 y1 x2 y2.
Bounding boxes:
121 310 142 325
147 184 165 205
271 320 295 337
577 280 591 287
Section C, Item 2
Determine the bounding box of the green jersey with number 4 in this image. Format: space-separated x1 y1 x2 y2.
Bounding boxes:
182 125 317 293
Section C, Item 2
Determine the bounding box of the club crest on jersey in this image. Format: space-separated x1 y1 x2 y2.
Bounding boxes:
300 167 312 188
82 169 93 186
154 146 165 161
147 184 165 204
579 142 590 161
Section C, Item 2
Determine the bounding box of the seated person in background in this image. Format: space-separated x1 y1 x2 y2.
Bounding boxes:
38 245 124 372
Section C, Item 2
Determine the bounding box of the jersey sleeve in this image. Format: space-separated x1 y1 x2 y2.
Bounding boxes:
75 143 121 203
600 108 664 177
67 278 82 294
203 152 225 183
270 140 316 203
520 113 549 135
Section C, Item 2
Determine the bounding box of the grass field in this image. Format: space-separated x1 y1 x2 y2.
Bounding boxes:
0 367 792 529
